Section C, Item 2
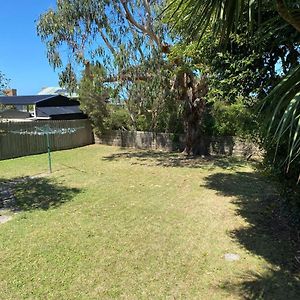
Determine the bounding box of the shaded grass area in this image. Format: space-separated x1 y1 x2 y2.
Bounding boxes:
0 176 80 211
0 145 299 299
102 149 249 170
203 172 300 299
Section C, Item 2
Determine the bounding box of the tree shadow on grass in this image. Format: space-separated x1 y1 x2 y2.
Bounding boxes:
203 171 300 299
102 150 249 170
0 176 81 211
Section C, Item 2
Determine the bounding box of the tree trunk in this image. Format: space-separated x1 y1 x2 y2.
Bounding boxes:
178 73 208 156
183 98 207 156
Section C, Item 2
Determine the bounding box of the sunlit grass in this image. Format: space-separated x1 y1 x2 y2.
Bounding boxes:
0 145 298 299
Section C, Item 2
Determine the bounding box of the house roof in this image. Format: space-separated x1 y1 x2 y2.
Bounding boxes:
36 106 82 117
0 95 80 106
0 95 57 105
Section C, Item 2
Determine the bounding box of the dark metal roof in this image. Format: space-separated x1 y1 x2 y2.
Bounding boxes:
0 95 79 106
0 95 58 105
36 106 82 117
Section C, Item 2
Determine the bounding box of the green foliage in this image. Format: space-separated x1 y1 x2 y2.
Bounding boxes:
78 65 110 134
167 1 300 182
36 0 166 87
105 107 133 131
59 63 77 93
155 94 185 134
37 0 299 178
261 65 300 182
37 0 180 135
167 31 262 137
119 58 185 133
166 0 300 43
135 115 149 131
211 100 255 136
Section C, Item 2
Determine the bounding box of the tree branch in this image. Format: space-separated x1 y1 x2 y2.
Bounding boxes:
120 0 162 48
104 73 152 83
128 23 145 61
142 0 152 30
97 26 117 56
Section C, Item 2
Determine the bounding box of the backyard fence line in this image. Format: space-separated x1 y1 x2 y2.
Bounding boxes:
95 130 261 158
0 119 94 160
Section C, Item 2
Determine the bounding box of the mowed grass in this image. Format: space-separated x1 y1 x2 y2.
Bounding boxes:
0 145 299 299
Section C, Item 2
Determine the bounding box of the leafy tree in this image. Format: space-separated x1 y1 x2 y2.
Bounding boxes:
37 0 210 155
36 0 166 89
78 64 110 134
167 0 300 181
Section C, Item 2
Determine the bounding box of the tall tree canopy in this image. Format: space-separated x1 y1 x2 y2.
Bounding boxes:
37 0 166 85
37 0 210 155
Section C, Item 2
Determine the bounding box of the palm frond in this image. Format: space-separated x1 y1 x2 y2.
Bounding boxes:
262 65 300 172
166 0 252 42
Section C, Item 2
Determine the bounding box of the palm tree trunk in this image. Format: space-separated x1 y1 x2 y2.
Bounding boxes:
180 74 208 156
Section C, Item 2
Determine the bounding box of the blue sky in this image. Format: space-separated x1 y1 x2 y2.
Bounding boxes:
0 1 60 95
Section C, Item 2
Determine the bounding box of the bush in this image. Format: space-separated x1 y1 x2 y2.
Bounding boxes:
108 107 132 131
210 99 257 137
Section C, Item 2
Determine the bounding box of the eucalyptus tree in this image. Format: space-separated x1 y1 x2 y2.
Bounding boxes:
37 0 163 86
37 0 167 119
37 0 209 155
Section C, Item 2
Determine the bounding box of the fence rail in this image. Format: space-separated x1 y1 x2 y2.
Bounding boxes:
0 119 94 160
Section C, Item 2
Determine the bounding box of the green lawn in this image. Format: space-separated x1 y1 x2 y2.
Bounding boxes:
0 145 299 299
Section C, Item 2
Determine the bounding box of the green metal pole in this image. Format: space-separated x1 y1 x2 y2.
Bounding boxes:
46 133 52 173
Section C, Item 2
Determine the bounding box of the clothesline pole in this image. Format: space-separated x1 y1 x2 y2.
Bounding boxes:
46 132 52 173
9 125 83 174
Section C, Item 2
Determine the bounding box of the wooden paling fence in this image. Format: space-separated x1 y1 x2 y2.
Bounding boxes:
0 119 94 160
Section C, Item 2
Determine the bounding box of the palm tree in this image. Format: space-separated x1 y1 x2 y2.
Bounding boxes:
167 0 300 180
167 1 300 39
